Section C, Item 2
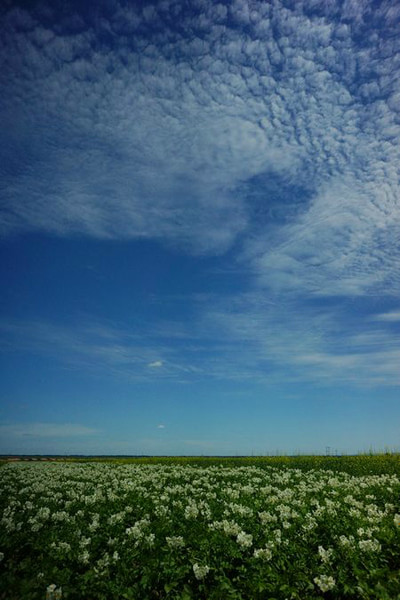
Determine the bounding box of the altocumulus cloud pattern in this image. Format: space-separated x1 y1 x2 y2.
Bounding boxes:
1 0 400 280
1 0 400 397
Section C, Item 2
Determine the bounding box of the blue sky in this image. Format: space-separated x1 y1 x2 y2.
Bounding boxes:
1 0 400 455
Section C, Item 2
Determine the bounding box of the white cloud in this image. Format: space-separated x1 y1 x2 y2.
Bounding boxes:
1 0 400 391
157 424 165 429
0 318 197 382
148 361 163 368
372 310 400 322
199 291 400 386
0 0 397 282
0 295 399 389
248 176 400 296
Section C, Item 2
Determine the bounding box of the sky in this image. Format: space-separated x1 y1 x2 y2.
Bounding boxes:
1 0 400 456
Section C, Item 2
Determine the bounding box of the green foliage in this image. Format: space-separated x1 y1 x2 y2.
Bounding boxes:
0 460 400 599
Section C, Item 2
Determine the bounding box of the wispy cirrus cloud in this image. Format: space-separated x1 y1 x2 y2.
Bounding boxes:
199 292 400 387
0 317 201 382
246 176 400 297
1 293 399 389
372 310 400 323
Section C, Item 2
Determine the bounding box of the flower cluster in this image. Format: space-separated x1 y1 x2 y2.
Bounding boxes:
0 460 399 599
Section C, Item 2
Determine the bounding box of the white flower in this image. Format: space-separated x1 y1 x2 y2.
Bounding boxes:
126 518 150 541
236 531 253 548
314 575 336 592
253 547 272 560
273 529 282 543
208 519 241 536
318 546 333 564
166 536 185 549
52 511 69 523
193 563 210 580
184 503 199 519
394 514 400 527
95 554 110 573
78 550 90 564
358 538 381 552
338 534 355 548
258 511 277 524
47 585 57 593
38 507 51 521
88 517 99 532
57 542 71 554
145 533 155 548
302 516 317 532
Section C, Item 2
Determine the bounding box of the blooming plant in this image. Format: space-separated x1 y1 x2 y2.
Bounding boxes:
0 458 399 599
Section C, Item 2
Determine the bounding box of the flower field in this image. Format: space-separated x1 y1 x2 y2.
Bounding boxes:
1 459 400 599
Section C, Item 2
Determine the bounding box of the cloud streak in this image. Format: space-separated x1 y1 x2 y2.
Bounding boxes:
1 292 399 389
372 310 400 323
200 292 400 387
0 317 202 383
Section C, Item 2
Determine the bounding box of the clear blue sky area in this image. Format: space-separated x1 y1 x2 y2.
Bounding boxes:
1 0 399 455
